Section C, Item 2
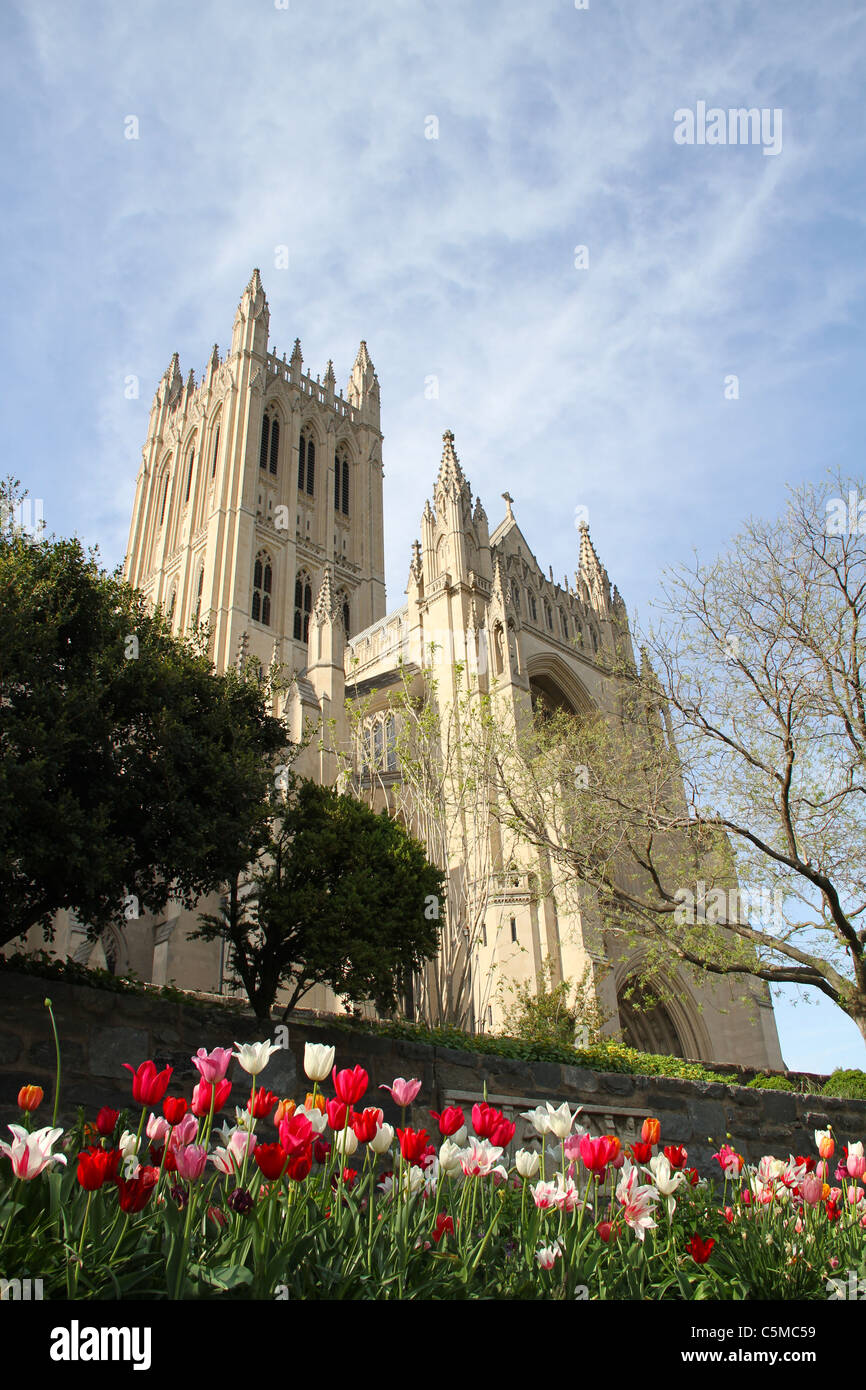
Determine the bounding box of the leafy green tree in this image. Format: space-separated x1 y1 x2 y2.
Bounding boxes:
194 777 445 1024
0 479 287 946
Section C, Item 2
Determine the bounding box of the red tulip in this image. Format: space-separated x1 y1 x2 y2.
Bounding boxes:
472 1102 510 1141
332 1065 368 1106
77 1148 120 1190
686 1234 715 1264
314 1138 331 1165
115 1166 159 1213
96 1107 119 1136
663 1144 688 1169
162 1097 188 1126
489 1116 516 1147
326 1098 349 1132
579 1134 619 1174
685 1167 700 1186
123 1060 173 1106
254 1143 290 1181
278 1112 314 1156
430 1105 465 1138
191 1078 232 1117
596 1220 618 1243
397 1127 431 1165
432 1213 454 1243
287 1151 313 1183
629 1141 653 1164
352 1107 384 1143
248 1088 279 1120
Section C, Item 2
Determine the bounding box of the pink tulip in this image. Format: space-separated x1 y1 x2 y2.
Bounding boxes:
0 1125 67 1180
146 1112 170 1146
170 1113 199 1149
847 1154 866 1181
847 1185 863 1206
174 1144 208 1180
800 1174 824 1206
191 1047 233 1083
380 1077 422 1107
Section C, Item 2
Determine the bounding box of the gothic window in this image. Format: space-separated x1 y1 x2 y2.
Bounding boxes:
493 622 505 677
561 611 569 639
158 470 171 527
336 588 350 634
544 601 553 631
252 551 273 626
510 915 517 943
590 626 599 653
259 414 270 471
361 724 372 775
528 592 537 622
192 566 204 627
293 570 312 642
211 422 221 478
184 444 195 504
298 431 315 496
373 720 384 768
334 449 350 515
385 713 397 772
511 580 521 612
269 417 279 475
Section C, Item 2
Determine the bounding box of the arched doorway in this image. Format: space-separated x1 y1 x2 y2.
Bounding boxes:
617 979 685 1058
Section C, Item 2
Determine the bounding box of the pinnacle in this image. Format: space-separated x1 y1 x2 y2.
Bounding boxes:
314 566 336 622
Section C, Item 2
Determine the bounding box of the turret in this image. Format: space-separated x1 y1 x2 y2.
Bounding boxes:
230 268 270 358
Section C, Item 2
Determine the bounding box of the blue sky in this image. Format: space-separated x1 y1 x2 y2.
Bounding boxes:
3 0 865 1071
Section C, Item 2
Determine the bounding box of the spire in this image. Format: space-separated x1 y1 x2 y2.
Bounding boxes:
578 519 605 588
323 359 336 395
314 566 337 623
348 340 378 419
185 367 196 395
436 429 467 498
164 352 183 407
409 538 423 583
244 267 264 299
208 343 220 376
231 268 269 357
473 495 488 526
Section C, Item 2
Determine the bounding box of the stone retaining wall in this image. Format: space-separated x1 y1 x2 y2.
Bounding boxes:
1 971 864 1173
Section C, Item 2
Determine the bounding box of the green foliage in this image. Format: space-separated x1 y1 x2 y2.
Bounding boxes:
746 1073 796 1092
0 486 288 946
823 1069 866 1099
193 777 445 1023
500 958 609 1049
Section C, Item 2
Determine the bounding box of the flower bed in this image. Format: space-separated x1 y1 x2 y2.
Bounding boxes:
2 1015 864 1300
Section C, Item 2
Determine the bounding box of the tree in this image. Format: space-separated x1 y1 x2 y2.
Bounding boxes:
490 474 866 1050
0 479 287 946
192 777 445 1024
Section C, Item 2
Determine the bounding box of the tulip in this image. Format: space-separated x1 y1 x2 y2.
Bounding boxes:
295 1102 328 1134
515 1148 540 1179
544 1101 580 1141
597 1220 618 1243
332 1065 368 1106
712 1144 744 1178
686 1234 715 1264
118 1130 138 1159
352 1107 384 1143
77 1147 120 1190
210 1128 257 1175
303 1042 336 1082
162 1097 188 1127
369 1122 395 1156
536 1241 562 1270
170 1113 199 1149
233 1040 282 1076
17 1085 44 1113
191 1078 232 1117
115 1165 159 1212
227 1187 253 1214
432 1212 454 1243
123 1060 173 1106
641 1117 661 1147
254 1143 290 1181
334 1126 359 1157
380 1077 422 1107
326 1098 349 1132
430 1105 465 1138
438 1139 464 1178
472 1102 506 1140
175 1144 208 1181
847 1184 863 1206
287 1151 313 1182
314 1138 331 1164
247 1088 279 1120
460 1138 507 1179
146 1112 171 1146
305 1092 326 1113
278 1111 314 1156
520 1105 551 1136
96 1107 119 1136
815 1128 835 1160
397 1127 431 1165
191 1047 233 1083
579 1134 619 1174
273 1098 296 1126
0 1124 67 1180
663 1144 688 1169
847 1143 866 1180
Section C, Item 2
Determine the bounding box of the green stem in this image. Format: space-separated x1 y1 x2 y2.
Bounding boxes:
43 998 61 1129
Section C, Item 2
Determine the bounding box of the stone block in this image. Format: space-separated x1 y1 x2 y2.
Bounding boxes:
89 1027 149 1078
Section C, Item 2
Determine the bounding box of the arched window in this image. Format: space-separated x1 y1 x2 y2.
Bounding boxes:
334 449 349 514
493 623 505 677
298 431 315 496
192 566 204 627
511 580 521 612
336 588 350 634
561 611 569 639
528 592 537 622
184 443 195 504
259 414 271 471
373 720 384 768
158 470 171 527
385 713 397 772
211 422 221 478
252 551 273 626
544 601 553 631
269 417 279 476
293 570 313 642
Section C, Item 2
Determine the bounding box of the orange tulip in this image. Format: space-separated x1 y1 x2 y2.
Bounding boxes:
305 1092 326 1114
17 1085 44 1113
602 1134 621 1160
641 1117 661 1147
274 1098 296 1126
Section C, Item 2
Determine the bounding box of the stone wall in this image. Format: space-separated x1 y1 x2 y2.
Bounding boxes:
1 970 864 1174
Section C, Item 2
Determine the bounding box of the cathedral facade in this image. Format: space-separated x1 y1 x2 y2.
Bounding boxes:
59 271 782 1068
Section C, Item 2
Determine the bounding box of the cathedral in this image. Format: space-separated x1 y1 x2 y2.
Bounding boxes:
57 270 783 1068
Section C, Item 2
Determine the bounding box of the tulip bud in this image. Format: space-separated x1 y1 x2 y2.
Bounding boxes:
304 1042 336 1082
17 1085 44 1113
515 1148 540 1179
641 1117 661 1147
815 1129 835 1160
274 1098 296 1126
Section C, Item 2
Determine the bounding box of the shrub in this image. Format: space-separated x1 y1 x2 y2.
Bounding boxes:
746 1074 796 1092
823 1069 866 1100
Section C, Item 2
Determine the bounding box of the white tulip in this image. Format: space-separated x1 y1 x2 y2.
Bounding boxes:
304 1042 336 1082
438 1139 464 1178
334 1126 358 1157
515 1148 540 1179
369 1123 394 1155
233 1040 282 1076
